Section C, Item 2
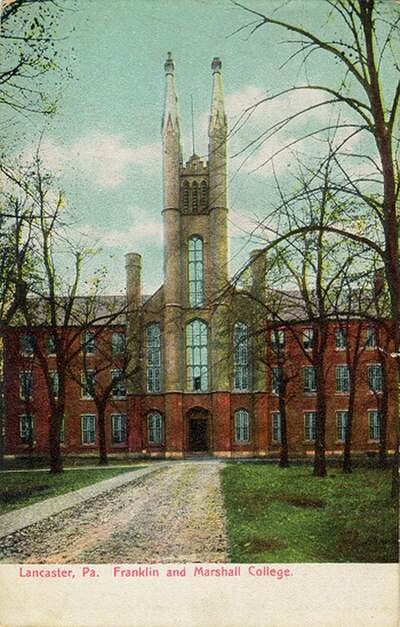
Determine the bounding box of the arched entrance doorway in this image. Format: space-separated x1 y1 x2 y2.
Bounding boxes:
187 407 210 453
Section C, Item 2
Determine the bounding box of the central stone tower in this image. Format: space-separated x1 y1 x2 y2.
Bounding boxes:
126 54 267 458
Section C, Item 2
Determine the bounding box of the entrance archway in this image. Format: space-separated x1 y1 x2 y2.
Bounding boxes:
187 408 210 452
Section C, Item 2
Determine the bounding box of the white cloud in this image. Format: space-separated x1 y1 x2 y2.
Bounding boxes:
79 204 163 250
23 133 161 189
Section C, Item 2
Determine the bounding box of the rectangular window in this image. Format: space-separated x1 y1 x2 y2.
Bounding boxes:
111 414 127 444
335 328 347 349
20 414 34 444
81 370 96 399
47 332 57 355
368 410 380 440
49 371 59 399
81 414 96 445
148 412 163 444
235 410 250 443
20 370 33 400
271 367 283 395
303 328 314 350
82 331 95 355
112 332 126 354
305 411 317 441
233 323 249 391
272 411 281 443
337 410 348 441
271 329 285 353
365 327 377 348
368 364 382 392
111 369 127 399
336 366 350 393
303 366 316 393
20 333 34 357
147 324 162 393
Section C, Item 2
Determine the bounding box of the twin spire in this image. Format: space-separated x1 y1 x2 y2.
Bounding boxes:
162 52 227 160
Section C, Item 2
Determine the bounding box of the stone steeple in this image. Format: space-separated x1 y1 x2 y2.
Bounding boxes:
208 56 228 298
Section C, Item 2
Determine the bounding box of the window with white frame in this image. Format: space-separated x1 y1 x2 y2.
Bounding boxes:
272 411 281 443
112 331 126 354
335 328 347 349
147 323 162 393
111 414 127 444
303 366 316 393
49 371 59 399
304 411 317 441
368 410 380 440
81 414 96 444
271 329 285 353
186 319 208 391
235 409 250 443
20 333 34 357
47 332 57 355
336 366 350 393
188 236 204 308
20 370 33 400
336 410 348 441
20 414 34 444
111 369 127 399
233 322 249 391
365 327 377 348
303 328 314 350
272 366 283 395
81 370 96 399
368 364 382 392
148 411 163 444
82 331 95 355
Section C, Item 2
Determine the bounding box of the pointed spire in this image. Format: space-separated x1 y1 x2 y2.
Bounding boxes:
162 52 181 141
209 57 227 134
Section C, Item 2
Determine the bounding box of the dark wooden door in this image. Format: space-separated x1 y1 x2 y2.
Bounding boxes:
189 418 208 451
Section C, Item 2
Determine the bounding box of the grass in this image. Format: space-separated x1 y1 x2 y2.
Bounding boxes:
222 464 398 563
0 467 138 514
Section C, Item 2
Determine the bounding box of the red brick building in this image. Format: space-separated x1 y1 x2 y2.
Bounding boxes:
2 56 397 459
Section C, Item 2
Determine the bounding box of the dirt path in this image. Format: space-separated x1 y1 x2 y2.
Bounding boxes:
0 462 229 563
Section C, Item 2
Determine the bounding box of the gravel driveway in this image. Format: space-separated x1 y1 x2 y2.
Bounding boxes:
0 461 229 563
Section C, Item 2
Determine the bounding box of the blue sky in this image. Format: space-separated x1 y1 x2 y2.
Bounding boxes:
6 0 396 294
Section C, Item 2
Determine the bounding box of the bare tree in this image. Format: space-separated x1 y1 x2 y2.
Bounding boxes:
232 0 399 489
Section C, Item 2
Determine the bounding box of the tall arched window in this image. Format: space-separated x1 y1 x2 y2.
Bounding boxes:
200 180 208 210
235 409 250 443
192 181 199 211
148 411 163 444
233 322 249 390
147 323 161 392
182 181 190 211
186 319 208 391
188 236 204 307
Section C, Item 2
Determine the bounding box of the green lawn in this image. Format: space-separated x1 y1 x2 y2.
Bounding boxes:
0 467 138 514
222 464 398 563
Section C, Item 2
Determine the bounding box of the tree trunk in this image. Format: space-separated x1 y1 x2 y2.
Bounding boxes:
49 410 63 473
314 354 327 477
98 404 108 466
278 379 289 468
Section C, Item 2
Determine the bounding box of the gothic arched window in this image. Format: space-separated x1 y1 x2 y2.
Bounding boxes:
192 181 199 211
235 409 250 443
188 236 204 308
233 322 249 391
147 323 162 392
200 180 208 210
182 181 190 211
186 319 208 392
148 411 163 444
